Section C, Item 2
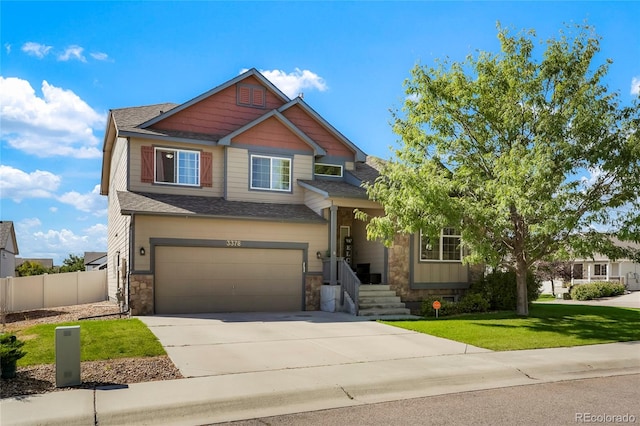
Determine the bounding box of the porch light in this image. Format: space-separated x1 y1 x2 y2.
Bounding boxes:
139 247 146 256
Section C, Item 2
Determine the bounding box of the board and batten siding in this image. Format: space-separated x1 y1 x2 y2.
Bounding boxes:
128 138 224 197
351 209 385 277
150 76 286 136
225 147 312 204
133 215 327 273
412 234 469 284
282 105 355 159
107 137 131 300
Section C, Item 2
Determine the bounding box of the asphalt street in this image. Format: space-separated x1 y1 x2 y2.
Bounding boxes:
220 373 640 426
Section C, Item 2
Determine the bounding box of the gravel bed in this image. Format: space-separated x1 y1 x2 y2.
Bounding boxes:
1 302 183 399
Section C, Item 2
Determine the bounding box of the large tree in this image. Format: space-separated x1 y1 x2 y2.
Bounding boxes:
360 24 640 315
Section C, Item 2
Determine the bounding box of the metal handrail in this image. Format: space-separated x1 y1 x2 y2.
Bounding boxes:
339 259 360 315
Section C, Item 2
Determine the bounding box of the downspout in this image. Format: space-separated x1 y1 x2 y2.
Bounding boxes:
126 212 134 315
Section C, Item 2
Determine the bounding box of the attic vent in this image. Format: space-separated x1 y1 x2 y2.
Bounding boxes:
237 84 266 108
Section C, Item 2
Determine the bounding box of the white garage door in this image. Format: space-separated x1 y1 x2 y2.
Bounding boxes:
155 246 303 314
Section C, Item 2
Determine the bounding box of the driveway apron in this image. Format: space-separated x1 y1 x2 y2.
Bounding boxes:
139 311 489 378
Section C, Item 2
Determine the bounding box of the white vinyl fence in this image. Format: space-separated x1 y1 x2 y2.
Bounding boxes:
0 270 108 313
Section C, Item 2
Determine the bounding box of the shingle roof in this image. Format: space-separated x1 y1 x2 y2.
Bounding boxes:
298 180 369 199
117 191 326 223
0 221 18 253
348 156 384 184
112 103 178 130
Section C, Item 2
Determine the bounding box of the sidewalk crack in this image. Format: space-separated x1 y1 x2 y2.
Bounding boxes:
516 368 539 381
93 388 98 426
340 386 355 400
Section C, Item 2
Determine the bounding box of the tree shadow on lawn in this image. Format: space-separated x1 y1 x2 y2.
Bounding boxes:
466 304 640 343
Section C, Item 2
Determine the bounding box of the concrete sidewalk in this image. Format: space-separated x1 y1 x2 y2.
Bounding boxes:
2 341 639 426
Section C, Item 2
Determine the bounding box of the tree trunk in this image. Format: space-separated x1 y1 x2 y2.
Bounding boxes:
516 257 529 316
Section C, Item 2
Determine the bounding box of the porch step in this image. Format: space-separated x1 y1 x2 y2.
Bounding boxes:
357 284 411 317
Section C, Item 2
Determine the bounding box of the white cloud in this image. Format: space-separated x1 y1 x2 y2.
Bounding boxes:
0 77 105 158
21 42 52 58
242 68 328 98
90 52 109 61
18 218 42 229
58 45 86 62
631 77 640 96
49 207 58 213
0 165 61 202
5 43 11 54
59 185 107 216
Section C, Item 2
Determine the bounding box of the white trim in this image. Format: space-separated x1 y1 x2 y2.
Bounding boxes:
315 163 343 177
153 147 201 187
419 228 463 263
250 154 292 192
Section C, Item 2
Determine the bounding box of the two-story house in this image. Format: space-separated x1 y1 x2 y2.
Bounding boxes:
100 69 475 316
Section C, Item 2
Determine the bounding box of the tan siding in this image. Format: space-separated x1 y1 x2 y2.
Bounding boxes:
225 147 311 204
412 234 469 283
106 137 131 300
150 77 286 136
282 105 355 159
304 190 331 215
129 138 224 197
134 216 327 273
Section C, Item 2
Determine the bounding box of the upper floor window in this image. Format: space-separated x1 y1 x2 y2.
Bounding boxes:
155 148 200 186
420 227 462 262
237 84 266 108
251 155 291 191
314 163 343 177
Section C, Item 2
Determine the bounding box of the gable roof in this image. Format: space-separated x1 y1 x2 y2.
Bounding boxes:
279 97 366 162
139 68 291 129
218 110 327 156
84 252 107 266
0 221 18 255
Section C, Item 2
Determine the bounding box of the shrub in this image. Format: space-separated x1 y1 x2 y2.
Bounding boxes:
468 270 541 311
571 281 626 301
458 293 490 313
0 334 26 363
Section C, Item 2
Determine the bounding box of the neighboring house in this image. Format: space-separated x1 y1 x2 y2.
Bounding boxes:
571 238 640 291
0 221 19 278
100 68 476 315
84 252 108 271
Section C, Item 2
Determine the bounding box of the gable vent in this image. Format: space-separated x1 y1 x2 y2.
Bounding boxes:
237 84 266 108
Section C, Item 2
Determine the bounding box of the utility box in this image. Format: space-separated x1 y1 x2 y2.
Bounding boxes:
55 325 81 387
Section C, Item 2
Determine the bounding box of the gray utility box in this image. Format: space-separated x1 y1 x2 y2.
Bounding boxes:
55 325 81 387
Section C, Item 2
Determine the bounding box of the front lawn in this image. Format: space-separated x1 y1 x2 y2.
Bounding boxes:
15 319 166 366
383 304 640 351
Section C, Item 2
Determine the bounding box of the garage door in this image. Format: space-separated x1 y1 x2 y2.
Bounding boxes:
155 246 303 314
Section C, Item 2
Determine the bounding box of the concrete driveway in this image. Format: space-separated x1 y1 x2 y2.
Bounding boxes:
139 311 489 378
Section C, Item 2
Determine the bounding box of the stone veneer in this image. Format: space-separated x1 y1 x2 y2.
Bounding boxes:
387 234 483 309
305 274 323 311
129 274 154 316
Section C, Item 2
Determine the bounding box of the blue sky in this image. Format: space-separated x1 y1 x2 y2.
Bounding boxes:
1 1 639 265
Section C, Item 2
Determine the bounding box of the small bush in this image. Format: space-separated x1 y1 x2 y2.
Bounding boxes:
468 270 541 311
458 293 490 313
571 281 626 301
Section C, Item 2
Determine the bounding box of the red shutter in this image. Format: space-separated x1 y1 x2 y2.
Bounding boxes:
252 87 265 107
238 86 251 105
141 146 154 183
200 151 213 187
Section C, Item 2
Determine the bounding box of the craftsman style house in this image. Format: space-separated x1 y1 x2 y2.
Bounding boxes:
100 69 475 315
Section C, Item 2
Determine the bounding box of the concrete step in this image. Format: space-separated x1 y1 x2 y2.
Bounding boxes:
358 296 403 305
359 301 407 310
358 307 412 316
358 290 397 298
358 284 391 291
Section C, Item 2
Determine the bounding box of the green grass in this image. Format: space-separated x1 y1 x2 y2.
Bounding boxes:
383 304 640 351
15 319 166 366
536 294 557 301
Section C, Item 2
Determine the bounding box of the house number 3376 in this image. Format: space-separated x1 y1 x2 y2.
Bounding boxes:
226 240 242 247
